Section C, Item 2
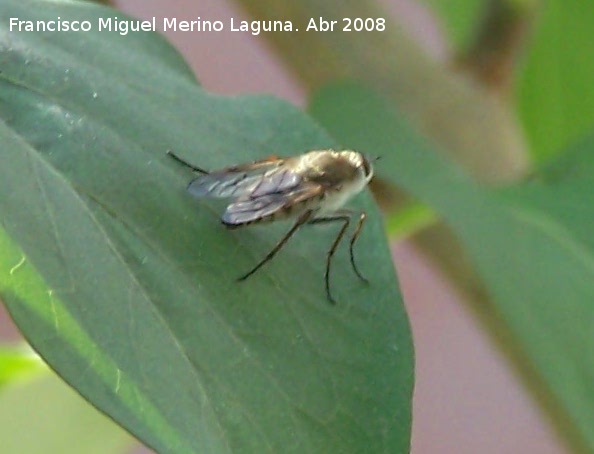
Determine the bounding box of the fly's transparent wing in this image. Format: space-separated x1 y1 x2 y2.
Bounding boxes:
222 183 323 226
187 157 290 198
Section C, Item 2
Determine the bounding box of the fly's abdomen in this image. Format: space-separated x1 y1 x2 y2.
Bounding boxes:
222 195 320 228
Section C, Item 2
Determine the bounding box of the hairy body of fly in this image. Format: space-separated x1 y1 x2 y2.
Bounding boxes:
184 150 373 227
167 149 374 303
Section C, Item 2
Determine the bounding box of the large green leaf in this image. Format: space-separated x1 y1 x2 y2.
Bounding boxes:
0 2 412 453
309 82 594 451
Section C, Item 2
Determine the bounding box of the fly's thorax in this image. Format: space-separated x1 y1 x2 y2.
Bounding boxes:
293 150 373 186
295 150 373 214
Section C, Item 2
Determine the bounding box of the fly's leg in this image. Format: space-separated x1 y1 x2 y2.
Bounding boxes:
166 150 209 174
309 211 369 304
349 212 368 283
308 214 350 304
237 210 313 282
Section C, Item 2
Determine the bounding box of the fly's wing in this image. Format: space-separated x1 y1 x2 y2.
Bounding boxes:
187 156 286 198
222 183 323 226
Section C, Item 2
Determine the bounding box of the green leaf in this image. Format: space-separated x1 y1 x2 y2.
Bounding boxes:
0 2 412 453
422 0 483 49
309 82 594 451
518 1 594 160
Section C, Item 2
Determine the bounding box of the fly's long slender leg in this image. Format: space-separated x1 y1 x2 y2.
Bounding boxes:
166 150 209 174
237 210 313 282
308 214 351 304
309 211 369 303
349 212 368 283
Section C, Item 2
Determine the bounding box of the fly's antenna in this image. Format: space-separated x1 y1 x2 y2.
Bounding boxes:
166 150 209 174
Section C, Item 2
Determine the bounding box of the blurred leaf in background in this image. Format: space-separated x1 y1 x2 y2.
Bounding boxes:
0 349 135 454
518 2 594 160
422 0 483 48
0 345 44 388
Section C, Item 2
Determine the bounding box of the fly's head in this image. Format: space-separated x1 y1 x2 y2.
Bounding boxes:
332 150 374 193
345 150 374 185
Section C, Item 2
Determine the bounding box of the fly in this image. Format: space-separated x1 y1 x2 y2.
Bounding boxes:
167 149 375 304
